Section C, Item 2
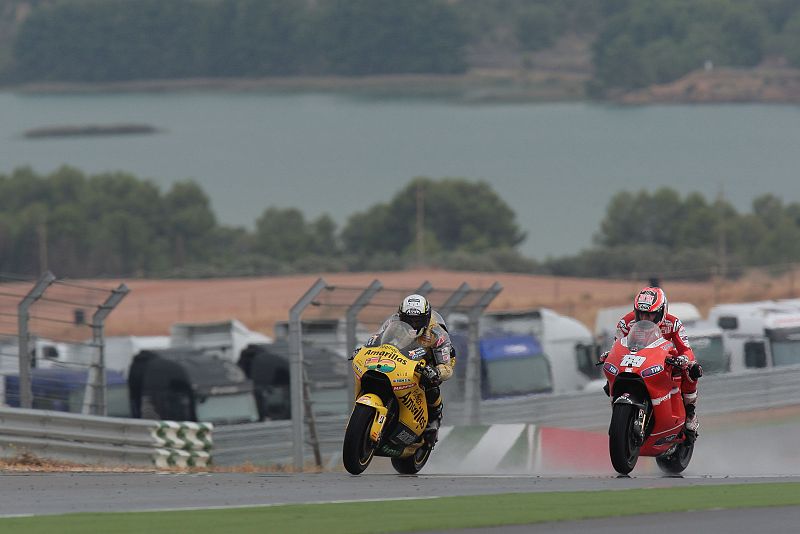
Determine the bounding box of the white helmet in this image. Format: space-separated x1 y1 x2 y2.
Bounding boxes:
398 294 431 333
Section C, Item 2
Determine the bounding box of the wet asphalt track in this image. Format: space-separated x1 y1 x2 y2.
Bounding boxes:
1 471 799 519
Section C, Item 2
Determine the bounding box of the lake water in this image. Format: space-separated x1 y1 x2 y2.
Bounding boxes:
2 90 799 259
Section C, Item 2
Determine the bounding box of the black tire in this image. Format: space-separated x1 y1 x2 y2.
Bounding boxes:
391 443 433 474
609 403 641 475
342 404 377 475
656 440 694 475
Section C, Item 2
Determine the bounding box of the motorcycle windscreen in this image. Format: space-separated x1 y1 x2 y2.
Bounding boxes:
379 320 420 352
625 320 663 352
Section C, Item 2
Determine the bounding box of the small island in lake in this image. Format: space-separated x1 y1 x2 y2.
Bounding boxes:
23 123 160 139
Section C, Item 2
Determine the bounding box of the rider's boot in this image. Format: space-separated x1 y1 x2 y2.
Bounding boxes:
423 402 443 445
684 400 699 439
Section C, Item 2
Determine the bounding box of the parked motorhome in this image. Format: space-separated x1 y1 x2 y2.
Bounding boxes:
448 308 598 397
238 340 350 420
708 301 800 372
273 318 370 359
129 348 259 424
5 368 129 417
171 319 272 361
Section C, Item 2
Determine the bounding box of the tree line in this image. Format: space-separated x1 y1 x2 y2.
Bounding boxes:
548 188 800 279
0 168 532 278
9 0 467 82
3 166 800 280
5 0 800 94
590 0 800 94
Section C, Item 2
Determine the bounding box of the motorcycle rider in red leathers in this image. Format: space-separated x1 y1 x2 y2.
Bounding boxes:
600 286 703 436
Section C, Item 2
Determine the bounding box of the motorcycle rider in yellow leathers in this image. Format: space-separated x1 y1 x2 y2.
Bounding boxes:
364 293 455 444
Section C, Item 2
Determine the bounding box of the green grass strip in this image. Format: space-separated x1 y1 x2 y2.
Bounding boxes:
2 482 799 534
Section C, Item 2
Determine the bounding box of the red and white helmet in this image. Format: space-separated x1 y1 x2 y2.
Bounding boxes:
633 286 667 326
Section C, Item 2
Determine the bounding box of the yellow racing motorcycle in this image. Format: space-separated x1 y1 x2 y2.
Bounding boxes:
343 320 436 475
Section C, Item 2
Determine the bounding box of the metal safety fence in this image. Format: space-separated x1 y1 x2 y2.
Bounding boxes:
212 364 800 468
0 271 129 416
0 406 211 468
279 277 502 471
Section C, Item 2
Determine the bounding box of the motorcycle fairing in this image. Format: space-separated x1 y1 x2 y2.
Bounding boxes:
398 389 428 434
355 393 389 441
605 321 687 457
350 327 430 452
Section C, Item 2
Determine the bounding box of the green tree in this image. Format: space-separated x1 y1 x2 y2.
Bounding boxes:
342 177 525 257
163 181 217 267
255 207 338 262
206 0 310 76
591 0 768 92
784 12 800 67
316 0 467 75
515 5 560 52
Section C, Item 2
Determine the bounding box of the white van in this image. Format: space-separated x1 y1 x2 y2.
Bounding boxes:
708 301 800 372
450 308 598 395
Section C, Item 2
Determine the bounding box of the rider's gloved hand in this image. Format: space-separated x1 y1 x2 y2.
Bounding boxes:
420 365 441 389
672 355 690 369
688 361 703 380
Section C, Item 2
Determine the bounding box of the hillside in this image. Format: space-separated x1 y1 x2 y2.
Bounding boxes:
620 66 800 104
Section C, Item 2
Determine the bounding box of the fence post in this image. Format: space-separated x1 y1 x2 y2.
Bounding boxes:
415 281 433 296
463 282 503 425
17 271 56 409
345 280 383 358
438 282 471 325
83 284 130 416
345 280 383 402
289 278 329 471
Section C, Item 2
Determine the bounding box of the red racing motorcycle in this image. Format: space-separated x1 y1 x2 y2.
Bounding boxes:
602 320 696 475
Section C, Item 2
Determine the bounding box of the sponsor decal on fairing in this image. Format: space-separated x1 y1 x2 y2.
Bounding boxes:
407 347 427 360
365 356 398 373
654 433 679 445
641 364 664 377
620 354 647 367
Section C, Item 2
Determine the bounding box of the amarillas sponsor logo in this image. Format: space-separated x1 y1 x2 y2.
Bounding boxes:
399 392 426 429
364 349 406 362
366 356 397 373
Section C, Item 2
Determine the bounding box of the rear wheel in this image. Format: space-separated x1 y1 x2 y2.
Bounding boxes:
391 443 432 474
609 403 641 475
342 404 377 475
656 440 694 475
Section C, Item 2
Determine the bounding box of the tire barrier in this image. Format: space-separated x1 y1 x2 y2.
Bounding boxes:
0 407 213 468
154 421 214 468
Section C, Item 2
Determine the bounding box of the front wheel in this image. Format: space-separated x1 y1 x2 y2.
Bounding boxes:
656 440 694 475
342 404 378 475
391 444 432 474
609 403 641 475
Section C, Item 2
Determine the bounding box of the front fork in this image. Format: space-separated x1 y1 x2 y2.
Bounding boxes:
613 393 648 445
355 393 389 442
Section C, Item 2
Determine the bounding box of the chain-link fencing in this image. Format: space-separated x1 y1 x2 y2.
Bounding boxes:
270 277 502 470
0 271 129 416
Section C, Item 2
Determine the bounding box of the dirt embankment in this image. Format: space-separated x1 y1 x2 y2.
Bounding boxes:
620 66 800 104
82 268 800 338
